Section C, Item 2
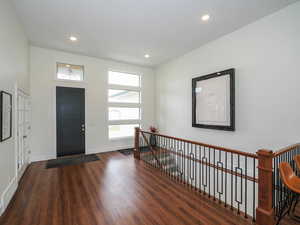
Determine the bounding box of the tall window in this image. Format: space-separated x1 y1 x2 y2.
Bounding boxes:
108 71 141 139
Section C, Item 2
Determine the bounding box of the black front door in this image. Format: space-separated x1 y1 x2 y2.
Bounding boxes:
56 87 85 157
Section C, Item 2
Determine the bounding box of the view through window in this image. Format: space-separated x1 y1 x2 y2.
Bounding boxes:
56 63 84 81
108 71 141 139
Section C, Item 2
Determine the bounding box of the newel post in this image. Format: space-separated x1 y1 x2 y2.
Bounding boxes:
256 149 275 225
134 127 140 160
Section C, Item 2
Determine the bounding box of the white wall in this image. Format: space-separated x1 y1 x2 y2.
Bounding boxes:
30 46 155 161
156 2 300 154
0 0 29 215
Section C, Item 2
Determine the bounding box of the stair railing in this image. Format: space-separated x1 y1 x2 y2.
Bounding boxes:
134 128 300 225
134 128 258 222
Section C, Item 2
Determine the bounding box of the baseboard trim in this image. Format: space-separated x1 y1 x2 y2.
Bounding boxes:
87 145 134 154
0 176 18 216
31 146 134 162
30 154 55 162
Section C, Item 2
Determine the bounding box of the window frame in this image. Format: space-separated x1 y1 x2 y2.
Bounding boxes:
107 70 142 140
108 70 141 87
108 88 141 104
55 62 85 83
108 124 140 140
108 106 141 121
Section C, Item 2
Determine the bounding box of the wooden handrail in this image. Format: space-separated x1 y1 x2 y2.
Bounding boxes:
273 143 300 157
141 130 257 159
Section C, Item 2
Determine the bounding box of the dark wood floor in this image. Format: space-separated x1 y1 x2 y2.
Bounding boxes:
0 151 298 225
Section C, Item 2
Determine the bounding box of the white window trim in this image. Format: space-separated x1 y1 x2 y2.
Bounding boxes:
107 70 142 140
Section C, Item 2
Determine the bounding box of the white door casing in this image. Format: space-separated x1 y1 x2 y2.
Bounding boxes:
17 90 30 180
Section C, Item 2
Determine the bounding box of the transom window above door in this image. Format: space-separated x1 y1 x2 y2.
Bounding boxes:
108 71 141 139
56 63 84 81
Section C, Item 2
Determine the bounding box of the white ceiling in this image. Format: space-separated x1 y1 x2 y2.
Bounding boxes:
13 0 298 67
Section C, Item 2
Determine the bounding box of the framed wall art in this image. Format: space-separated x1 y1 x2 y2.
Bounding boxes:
192 68 235 131
1 91 13 142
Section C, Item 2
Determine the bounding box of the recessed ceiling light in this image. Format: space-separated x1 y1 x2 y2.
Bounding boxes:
144 54 150 58
66 64 71 68
69 36 78 42
201 14 210 21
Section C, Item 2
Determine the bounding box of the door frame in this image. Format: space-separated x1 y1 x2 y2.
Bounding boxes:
53 85 87 158
15 87 30 181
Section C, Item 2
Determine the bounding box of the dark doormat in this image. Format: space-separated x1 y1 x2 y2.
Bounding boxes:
118 148 134 155
46 154 100 169
118 147 150 156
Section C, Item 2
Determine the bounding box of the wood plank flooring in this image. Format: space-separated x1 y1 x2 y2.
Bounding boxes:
0 151 296 225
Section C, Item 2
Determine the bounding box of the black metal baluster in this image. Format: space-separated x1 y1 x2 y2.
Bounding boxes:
279 155 282 215
169 138 172 177
253 158 256 221
216 150 224 204
208 147 211 198
189 143 192 188
199 145 202 193
234 154 242 215
213 148 216 201
180 141 183 184
273 156 277 215
245 156 248 218
177 142 180 182
153 135 156 168
187 143 190 188
195 144 198 191
231 153 233 210
202 147 207 194
192 144 195 188
171 139 176 179
171 138 175 180
184 142 186 186
163 137 166 172
159 136 162 173
181 141 185 183
177 140 180 180
275 156 278 216
192 144 195 189
167 138 170 177
176 139 179 180
225 152 228 207
195 144 197 191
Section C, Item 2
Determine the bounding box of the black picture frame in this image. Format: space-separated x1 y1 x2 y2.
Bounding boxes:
192 68 235 131
0 91 13 142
